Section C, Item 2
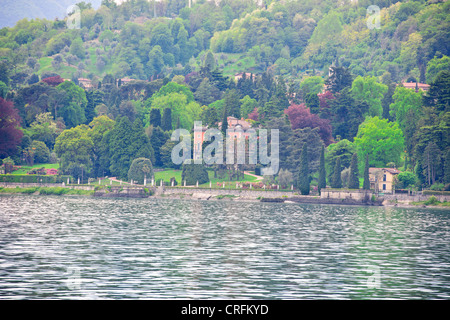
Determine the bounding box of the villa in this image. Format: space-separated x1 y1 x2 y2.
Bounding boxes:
369 167 401 193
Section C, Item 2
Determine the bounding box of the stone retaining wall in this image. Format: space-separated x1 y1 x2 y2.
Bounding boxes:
0 182 95 190
157 186 295 198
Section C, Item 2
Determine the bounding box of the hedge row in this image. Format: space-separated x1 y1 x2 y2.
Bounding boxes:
423 190 450 196
0 174 73 184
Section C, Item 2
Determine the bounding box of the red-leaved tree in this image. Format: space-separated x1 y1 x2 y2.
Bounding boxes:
42 75 64 86
284 103 333 146
0 98 23 157
248 107 259 121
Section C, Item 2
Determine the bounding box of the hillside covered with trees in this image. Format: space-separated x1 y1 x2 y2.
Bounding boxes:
0 0 449 191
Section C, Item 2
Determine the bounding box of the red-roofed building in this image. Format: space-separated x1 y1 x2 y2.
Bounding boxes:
78 78 93 89
400 82 430 92
234 72 254 82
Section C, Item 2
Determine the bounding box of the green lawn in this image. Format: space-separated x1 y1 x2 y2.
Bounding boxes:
12 163 59 175
154 169 259 187
37 57 77 79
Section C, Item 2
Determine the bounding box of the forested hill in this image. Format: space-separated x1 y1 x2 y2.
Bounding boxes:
0 0 102 28
0 0 449 190
0 0 448 85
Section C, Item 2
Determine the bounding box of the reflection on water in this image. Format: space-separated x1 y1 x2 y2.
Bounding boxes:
0 195 449 299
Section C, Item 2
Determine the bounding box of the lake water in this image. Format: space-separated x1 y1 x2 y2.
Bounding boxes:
0 195 449 299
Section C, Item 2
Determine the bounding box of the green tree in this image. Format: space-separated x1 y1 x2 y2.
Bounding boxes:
331 157 342 188
0 81 8 99
389 86 423 156
30 140 50 163
0 61 10 86
182 162 209 185
348 153 359 189
318 145 326 193
200 105 219 128
108 117 136 180
298 143 310 195
221 105 228 136
240 95 258 119
305 93 320 114
354 117 405 168
70 37 85 60
54 125 94 176
128 157 153 185
397 171 417 189
2 157 14 174
330 88 368 141
161 108 172 131
150 126 169 167
149 108 161 128
130 118 155 165
286 127 323 178
204 51 216 73
299 76 324 100
194 78 221 106
278 168 294 189
57 81 87 128
351 76 387 117
224 89 241 118
426 55 450 83
88 115 115 177
147 45 164 76
363 154 370 190
160 140 179 169
326 139 356 181
85 90 103 124
423 141 441 186
444 149 450 184
325 66 353 94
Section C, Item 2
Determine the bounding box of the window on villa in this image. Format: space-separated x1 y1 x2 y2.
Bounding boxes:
383 184 386 190
383 174 386 181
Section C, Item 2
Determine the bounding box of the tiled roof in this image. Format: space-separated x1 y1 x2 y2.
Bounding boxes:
369 168 400 174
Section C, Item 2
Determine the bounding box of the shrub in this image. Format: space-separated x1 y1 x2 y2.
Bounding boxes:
128 158 153 185
182 163 209 186
424 196 440 206
397 171 417 188
38 187 69 195
28 167 47 175
0 174 72 183
423 190 450 196
430 183 445 191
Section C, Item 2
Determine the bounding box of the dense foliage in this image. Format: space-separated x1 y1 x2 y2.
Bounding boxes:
0 0 448 190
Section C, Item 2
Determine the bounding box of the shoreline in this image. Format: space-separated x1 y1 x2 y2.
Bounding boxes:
1 187 448 209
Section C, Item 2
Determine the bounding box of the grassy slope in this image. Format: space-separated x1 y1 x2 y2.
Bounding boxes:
154 169 258 187
12 163 59 174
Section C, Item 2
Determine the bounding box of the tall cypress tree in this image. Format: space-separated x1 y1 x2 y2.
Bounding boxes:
161 108 172 131
331 157 342 188
221 106 228 136
109 116 133 180
363 154 371 190
348 153 359 189
149 108 161 128
150 126 168 167
130 118 155 167
299 144 310 195
318 145 326 193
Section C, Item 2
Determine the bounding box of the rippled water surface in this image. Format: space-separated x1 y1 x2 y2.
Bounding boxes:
0 195 449 299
